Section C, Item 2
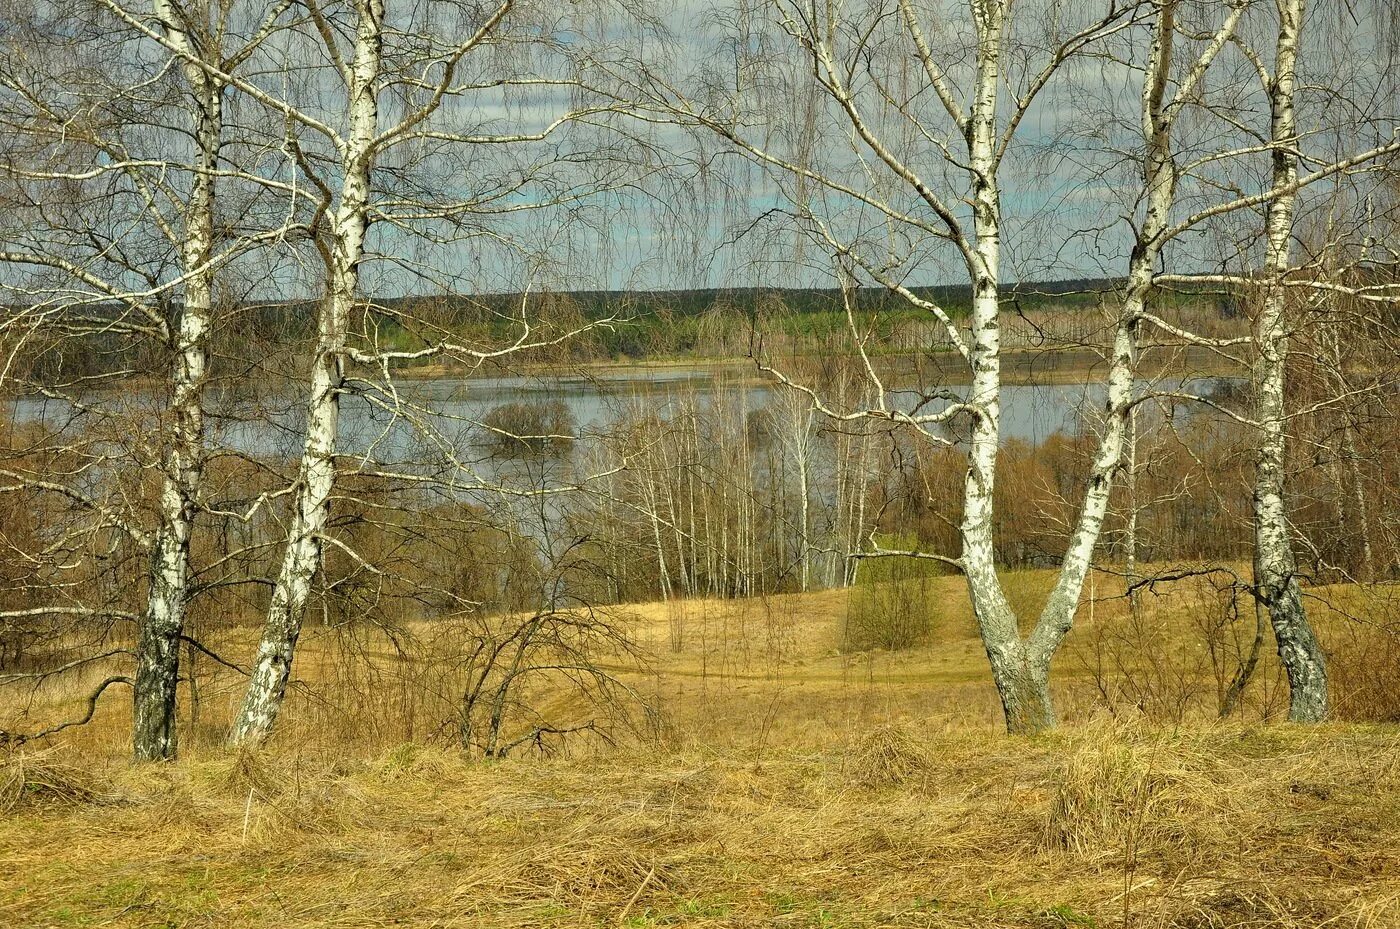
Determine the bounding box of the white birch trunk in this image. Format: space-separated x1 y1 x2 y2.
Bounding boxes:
955 1 1054 732
963 0 1193 731
1253 0 1327 721
1124 403 1141 616
1323 324 1376 580
1022 0 1180 701
230 0 383 745
778 391 815 591
851 422 871 587
132 0 220 762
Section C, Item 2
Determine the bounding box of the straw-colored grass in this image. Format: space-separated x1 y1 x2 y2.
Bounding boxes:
3 570 1399 927
4 723 1397 928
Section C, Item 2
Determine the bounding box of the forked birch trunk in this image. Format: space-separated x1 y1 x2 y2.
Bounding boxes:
967 0 1213 732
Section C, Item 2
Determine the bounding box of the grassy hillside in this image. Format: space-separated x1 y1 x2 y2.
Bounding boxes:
3 571 1399 928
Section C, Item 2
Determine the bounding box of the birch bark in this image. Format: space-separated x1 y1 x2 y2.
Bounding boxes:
1253 0 1328 721
230 0 383 745
132 0 221 762
954 0 1051 732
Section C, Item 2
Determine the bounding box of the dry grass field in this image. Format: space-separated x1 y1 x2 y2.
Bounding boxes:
3 570 1400 928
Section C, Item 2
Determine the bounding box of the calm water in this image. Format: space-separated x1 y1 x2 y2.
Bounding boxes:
7 367 1234 467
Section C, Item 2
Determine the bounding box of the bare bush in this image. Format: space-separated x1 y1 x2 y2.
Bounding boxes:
844 537 942 652
481 399 576 457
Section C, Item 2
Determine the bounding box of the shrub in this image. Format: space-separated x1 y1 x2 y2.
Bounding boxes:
1328 587 1400 723
843 534 942 651
480 399 576 456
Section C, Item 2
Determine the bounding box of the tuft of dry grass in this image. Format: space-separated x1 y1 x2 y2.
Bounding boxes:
1043 718 1176 857
0 747 106 812
846 723 932 789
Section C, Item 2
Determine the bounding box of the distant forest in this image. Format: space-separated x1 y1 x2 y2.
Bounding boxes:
16 276 1349 380
213 278 1240 375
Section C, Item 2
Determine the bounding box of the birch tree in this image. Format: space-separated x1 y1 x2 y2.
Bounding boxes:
0 1 292 759
1249 0 1327 720
130 0 293 760
1148 0 1400 719
612 0 1286 731
992 0 1253 729
225 0 386 745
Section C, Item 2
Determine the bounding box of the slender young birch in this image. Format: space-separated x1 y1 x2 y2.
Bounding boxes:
1 0 292 759
771 385 816 590
1251 0 1328 721
211 0 633 744
229 0 384 744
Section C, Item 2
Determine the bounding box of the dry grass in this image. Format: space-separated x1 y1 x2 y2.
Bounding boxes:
0 747 105 813
3 724 1397 928
4 571 1400 927
845 723 933 789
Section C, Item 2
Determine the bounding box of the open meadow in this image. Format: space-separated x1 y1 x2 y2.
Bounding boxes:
5 571 1399 929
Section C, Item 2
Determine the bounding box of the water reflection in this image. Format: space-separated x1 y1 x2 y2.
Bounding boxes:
7 367 1238 468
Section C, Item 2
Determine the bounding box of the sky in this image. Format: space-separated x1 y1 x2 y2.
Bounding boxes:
2 0 1396 307
575 0 1400 293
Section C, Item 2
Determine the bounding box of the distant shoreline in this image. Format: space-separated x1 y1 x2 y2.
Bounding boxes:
392 344 1245 388
7 345 1246 400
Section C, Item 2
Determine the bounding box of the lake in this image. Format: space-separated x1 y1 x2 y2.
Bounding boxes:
7 365 1237 468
